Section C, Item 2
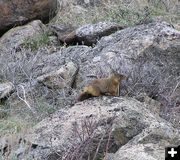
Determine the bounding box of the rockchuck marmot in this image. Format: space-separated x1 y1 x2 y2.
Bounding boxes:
77 73 126 101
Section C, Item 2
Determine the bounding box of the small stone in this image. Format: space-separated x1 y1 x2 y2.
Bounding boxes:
0 82 14 99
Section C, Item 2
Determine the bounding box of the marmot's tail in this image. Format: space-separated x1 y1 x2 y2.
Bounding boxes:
77 92 92 101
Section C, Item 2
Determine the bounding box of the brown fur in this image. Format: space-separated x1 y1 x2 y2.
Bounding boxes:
77 73 126 101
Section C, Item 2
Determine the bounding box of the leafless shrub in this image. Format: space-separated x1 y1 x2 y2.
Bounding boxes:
46 116 118 160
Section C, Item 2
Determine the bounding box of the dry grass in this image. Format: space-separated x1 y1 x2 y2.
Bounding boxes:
52 0 180 28
0 116 33 136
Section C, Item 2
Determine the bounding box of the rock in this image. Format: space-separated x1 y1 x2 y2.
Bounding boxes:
0 45 91 84
0 134 42 159
76 21 124 45
105 153 115 160
50 24 77 44
1 21 179 130
1 21 179 129
114 121 180 160
0 19 180 159
50 22 124 45
0 82 14 99
114 143 165 160
0 20 46 51
24 97 180 159
0 45 91 120
0 0 58 36
78 21 180 120
135 92 162 116
37 61 79 89
74 0 102 7
164 106 180 130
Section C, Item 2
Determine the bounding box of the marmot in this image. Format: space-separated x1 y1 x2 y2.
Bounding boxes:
77 73 126 101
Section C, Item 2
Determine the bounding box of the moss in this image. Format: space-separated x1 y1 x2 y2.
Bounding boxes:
23 32 50 51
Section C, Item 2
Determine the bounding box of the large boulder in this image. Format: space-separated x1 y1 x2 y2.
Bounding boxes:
50 22 123 45
1 21 179 129
77 21 180 119
0 0 58 36
37 61 79 89
2 46 91 120
76 21 124 45
113 143 165 160
0 20 47 51
8 97 178 159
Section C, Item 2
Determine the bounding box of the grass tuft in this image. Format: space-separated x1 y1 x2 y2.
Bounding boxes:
23 32 50 51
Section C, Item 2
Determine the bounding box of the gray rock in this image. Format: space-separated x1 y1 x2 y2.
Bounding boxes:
24 97 180 159
78 21 180 113
166 106 180 130
75 0 102 7
1 21 179 130
76 21 124 45
0 20 47 51
0 82 14 99
37 61 79 89
114 143 165 160
0 134 44 160
1 45 91 121
0 20 179 159
105 153 115 160
135 92 162 116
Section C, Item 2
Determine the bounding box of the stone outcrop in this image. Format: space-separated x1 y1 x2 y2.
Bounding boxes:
15 97 180 159
113 143 165 160
0 21 179 127
50 22 123 45
76 21 124 45
0 134 31 158
78 21 180 113
0 0 58 36
37 61 79 89
0 20 46 51
0 20 179 159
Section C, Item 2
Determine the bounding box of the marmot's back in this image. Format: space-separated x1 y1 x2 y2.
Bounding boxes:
77 73 126 101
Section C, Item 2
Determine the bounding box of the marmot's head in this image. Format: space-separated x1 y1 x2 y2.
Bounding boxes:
112 73 126 83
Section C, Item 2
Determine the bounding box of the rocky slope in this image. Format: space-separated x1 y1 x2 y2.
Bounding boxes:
1 97 180 159
0 6 180 159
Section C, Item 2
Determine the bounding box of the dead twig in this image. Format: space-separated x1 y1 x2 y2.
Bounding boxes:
16 85 35 113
